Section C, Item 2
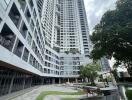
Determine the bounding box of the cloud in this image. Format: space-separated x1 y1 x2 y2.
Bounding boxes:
84 0 117 67
84 0 117 34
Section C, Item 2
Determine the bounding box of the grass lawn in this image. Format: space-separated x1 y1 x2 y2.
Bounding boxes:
126 90 132 100
61 98 77 100
81 82 96 86
36 90 85 100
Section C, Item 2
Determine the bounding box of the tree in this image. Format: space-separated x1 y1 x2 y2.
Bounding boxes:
111 66 120 82
80 63 100 84
90 0 132 75
70 48 80 54
53 47 60 52
64 51 69 54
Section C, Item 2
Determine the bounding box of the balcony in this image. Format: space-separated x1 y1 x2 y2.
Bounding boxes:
0 24 16 51
13 39 24 57
9 3 21 28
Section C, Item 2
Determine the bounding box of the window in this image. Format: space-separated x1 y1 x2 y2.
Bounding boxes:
18 0 26 11
13 39 24 57
0 24 16 51
9 3 21 28
33 9 37 20
32 41 35 52
27 32 32 45
29 0 33 9
22 48 29 62
19 21 28 38
30 19 34 31
29 54 33 65
25 7 31 22
0 17 2 23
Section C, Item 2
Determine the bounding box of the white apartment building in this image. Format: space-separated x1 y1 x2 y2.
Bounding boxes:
0 0 91 96
41 0 92 77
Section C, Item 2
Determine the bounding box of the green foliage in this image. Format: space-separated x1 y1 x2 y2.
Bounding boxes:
81 82 96 86
111 69 119 81
80 63 100 83
106 76 112 82
36 91 66 100
64 49 80 54
61 98 77 100
70 48 80 54
64 51 69 54
53 47 60 52
90 0 132 69
126 90 132 100
36 90 85 100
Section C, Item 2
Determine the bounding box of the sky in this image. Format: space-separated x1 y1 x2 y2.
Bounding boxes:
83 0 118 68
84 0 117 34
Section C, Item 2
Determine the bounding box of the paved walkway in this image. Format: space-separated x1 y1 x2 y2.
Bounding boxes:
0 84 120 100
11 85 69 100
1 85 79 100
0 86 39 100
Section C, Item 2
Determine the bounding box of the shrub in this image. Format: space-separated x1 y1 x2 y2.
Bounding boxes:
126 90 132 100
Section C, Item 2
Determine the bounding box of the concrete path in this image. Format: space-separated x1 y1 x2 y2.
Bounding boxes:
0 86 39 100
11 86 46 100
8 85 78 100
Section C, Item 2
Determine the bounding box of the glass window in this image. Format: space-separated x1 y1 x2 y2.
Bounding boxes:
27 32 32 45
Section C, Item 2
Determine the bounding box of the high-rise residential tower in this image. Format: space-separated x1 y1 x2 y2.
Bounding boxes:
0 0 91 96
41 0 92 78
42 0 91 55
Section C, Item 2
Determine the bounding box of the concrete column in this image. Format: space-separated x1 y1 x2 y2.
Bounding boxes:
41 78 44 85
68 78 69 82
85 78 88 82
82 79 83 82
111 73 117 86
30 77 32 87
59 78 61 84
0 77 3 87
118 85 127 100
75 78 78 83
8 76 15 94
1 78 7 94
22 77 25 89
52 78 55 84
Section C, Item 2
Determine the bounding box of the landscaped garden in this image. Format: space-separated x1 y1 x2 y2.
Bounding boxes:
36 89 85 100
126 89 132 100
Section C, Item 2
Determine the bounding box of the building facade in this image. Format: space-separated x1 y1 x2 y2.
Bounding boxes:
99 57 111 73
0 0 91 96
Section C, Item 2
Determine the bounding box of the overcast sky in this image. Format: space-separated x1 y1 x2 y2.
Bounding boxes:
83 0 118 68
84 0 117 34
